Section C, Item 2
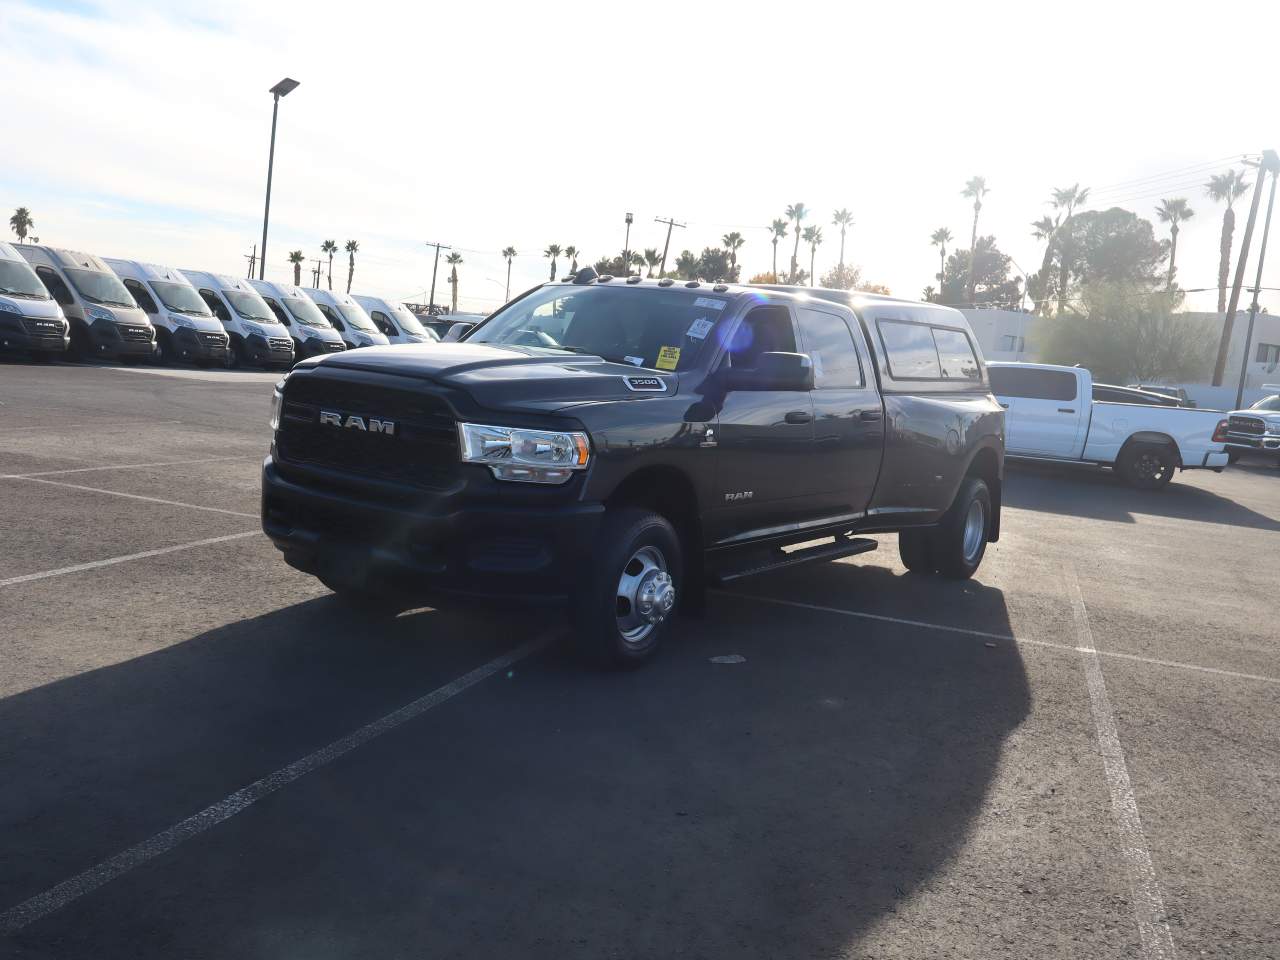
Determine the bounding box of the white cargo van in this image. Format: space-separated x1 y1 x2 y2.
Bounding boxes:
302 287 390 350
18 245 154 361
181 270 294 368
0 242 69 359
351 294 438 344
104 259 230 366
249 279 346 360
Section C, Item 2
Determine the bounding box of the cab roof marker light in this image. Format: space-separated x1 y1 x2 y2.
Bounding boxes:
626 275 642 284
713 283 729 292
685 280 700 288
658 278 674 287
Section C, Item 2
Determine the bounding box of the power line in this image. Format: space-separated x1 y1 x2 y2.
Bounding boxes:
1088 155 1251 193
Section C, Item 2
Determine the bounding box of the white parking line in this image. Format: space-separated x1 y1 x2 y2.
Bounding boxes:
1066 564 1177 960
0 634 554 934
2 476 256 518
0 531 260 589
1 456 251 479
719 592 1280 687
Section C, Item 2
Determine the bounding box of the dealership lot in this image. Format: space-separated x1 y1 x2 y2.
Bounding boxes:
1 359 1277 959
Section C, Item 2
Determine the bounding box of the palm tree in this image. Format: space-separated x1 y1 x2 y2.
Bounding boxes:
769 219 788 278
1049 183 1089 316
320 240 338 290
721 232 745 274
344 240 359 293
446 252 463 312
1156 197 1195 288
288 250 305 286
630 251 645 275
564 245 579 274
501 246 517 300
9 207 34 242
929 228 951 302
785 203 808 282
1029 215 1058 313
643 248 661 278
802 226 823 286
1206 169 1250 313
831 209 854 268
961 177 988 304
544 244 562 281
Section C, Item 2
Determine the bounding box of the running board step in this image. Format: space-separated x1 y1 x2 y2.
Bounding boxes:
711 535 878 584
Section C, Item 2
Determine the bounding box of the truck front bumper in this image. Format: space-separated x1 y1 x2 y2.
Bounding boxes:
0 315 69 353
261 456 604 604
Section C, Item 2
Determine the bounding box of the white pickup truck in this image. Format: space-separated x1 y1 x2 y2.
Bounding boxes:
988 362 1230 489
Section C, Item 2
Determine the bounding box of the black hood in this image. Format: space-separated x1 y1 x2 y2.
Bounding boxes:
302 342 679 411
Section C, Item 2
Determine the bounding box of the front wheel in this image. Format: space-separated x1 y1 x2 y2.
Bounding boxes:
933 477 991 579
1118 442 1176 490
572 508 682 668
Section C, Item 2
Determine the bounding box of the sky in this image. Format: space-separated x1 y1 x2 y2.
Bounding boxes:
3 0 1280 315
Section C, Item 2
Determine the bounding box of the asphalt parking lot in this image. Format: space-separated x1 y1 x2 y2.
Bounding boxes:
1 358 1277 960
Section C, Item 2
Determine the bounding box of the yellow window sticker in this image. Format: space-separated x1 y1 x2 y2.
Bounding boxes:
656 345 681 370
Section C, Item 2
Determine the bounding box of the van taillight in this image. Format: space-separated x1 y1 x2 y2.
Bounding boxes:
1212 420 1229 443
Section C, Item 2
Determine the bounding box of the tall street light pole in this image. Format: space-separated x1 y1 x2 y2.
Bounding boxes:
259 77 300 281
425 241 448 311
1235 151 1280 409
623 212 633 273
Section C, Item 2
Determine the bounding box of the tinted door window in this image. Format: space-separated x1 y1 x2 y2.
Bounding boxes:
724 305 796 369
797 308 863 388
199 289 231 324
932 327 981 380
317 303 346 331
988 367 1077 401
35 266 75 306
262 296 291 326
877 319 941 379
370 310 398 336
122 279 158 314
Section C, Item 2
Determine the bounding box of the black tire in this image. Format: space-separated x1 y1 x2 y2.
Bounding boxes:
1226 450 1241 464
28 351 55 363
932 476 992 579
1117 441 1176 490
224 340 242 369
572 508 682 668
898 528 936 573
152 332 170 366
66 324 88 361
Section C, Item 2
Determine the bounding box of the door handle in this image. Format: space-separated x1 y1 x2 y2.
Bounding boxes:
784 410 812 425
1058 408 1075 413
859 409 884 421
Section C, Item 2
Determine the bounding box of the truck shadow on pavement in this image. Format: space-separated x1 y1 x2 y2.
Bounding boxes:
1003 460 1280 531
2 572 1030 959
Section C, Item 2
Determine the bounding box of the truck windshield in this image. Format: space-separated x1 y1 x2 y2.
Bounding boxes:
283 297 331 328
1248 395 1280 411
64 268 136 308
223 289 276 322
468 285 723 371
0 260 51 299
150 281 211 316
337 304 377 332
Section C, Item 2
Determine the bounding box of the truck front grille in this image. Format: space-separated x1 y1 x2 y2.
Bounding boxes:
268 337 293 354
1228 415 1265 436
22 318 64 336
276 375 459 490
199 331 228 347
117 324 153 342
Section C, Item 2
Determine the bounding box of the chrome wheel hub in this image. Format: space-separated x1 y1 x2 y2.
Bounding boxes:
616 546 674 645
961 499 985 564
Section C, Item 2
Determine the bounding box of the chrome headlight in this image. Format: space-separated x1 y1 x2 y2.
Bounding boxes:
86 305 114 322
458 422 590 483
269 377 287 431
171 313 196 329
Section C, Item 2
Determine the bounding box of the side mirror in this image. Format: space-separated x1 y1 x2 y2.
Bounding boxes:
726 352 815 391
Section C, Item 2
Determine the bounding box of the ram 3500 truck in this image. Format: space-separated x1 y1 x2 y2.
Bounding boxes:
262 276 1005 666
989 362 1229 488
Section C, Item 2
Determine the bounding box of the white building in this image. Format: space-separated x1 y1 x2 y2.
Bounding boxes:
960 309 1039 363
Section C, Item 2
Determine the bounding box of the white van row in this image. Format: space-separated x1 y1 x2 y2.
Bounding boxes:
0 242 438 368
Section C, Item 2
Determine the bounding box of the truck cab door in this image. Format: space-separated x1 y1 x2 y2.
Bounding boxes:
795 305 884 520
707 303 817 545
989 366 1085 457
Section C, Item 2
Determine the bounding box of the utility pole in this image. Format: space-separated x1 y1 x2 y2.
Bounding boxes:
312 259 323 288
244 244 257 279
425 241 448 311
1235 154 1280 408
623 212 633 273
654 216 685 278
1213 152 1271 384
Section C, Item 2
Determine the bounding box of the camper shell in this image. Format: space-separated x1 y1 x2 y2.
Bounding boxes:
181 270 294 368
0 242 68 357
249 279 347 360
104 259 229 365
18 245 154 360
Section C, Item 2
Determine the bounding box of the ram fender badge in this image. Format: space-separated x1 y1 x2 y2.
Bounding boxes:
624 376 666 392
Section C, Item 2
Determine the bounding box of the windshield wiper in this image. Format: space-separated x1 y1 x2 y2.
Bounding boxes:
549 345 645 367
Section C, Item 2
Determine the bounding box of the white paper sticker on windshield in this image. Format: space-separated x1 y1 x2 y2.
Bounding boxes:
686 317 714 340
812 351 824 378
624 355 645 366
693 297 727 310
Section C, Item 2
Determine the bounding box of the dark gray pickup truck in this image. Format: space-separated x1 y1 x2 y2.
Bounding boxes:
262 276 1005 666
